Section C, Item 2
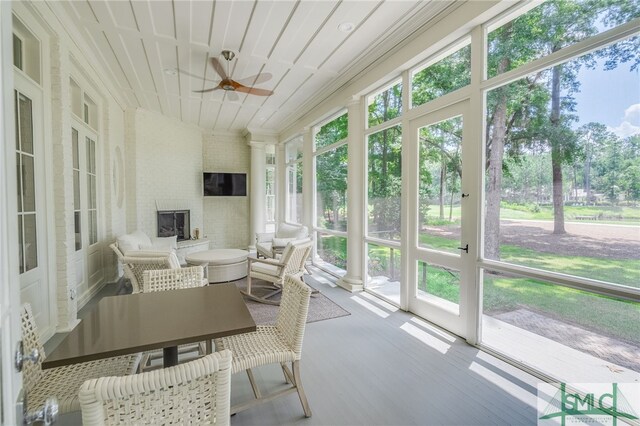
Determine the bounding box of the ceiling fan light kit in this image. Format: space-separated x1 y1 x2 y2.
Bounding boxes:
193 50 273 97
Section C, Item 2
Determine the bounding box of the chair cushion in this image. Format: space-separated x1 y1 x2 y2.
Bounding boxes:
256 241 273 256
272 237 296 248
251 262 280 276
117 230 153 255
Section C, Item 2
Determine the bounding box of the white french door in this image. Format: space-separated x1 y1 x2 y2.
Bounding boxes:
71 121 102 299
406 100 473 338
14 75 54 341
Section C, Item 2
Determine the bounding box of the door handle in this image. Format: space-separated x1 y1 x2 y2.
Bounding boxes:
457 244 469 253
14 340 40 372
24 396 59 425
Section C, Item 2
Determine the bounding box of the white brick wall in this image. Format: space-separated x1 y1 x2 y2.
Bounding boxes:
125 108 204 238
203 132 250 248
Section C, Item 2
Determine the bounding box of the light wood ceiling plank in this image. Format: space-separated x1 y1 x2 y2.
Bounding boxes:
209 1 254 54
295 1 380 72
68 1 99 23
269 1 338 67
242 1 297 62
199 100 222 129
215 101 242 131
116 33 157 94
165 95 183 120
105 1 139 32
155 41 180 97
190 1 215 48
148 0 175 39
320 1 420 73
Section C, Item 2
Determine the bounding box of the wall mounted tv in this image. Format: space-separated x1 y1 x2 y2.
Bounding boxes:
203 172 247 196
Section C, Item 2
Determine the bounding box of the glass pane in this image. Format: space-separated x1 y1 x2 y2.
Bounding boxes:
412 44 470 108
23 213 37 272
14 91 19 150
368 81 402 128
482 269 640 380
316 144 348 231
367 125 402 241
72 128 79 169
74 211 82 251
73 171 80 209
13 34 22 69
366 243 401 305
418 116 463 254
88 175 96 209
315 113 348 150
18 215 24 274
18 93 33 154
417 261 460 314
487 1 639 78
16 153 22 213
316 232 347 274
21 154 35 212
86 137 96 173
286 137 303 163
89 210 97 245
484 36 640 287
287 164 303 224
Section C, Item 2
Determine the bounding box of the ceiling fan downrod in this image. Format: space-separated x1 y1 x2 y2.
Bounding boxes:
221 50 236 91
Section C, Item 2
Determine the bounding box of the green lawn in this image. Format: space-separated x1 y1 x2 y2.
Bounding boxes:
318 231 640 345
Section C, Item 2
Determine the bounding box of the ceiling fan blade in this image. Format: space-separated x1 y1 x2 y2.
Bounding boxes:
210 57 228 80
192 86 221 93
236 72 273 86
234 84 274 96
179 69 219 83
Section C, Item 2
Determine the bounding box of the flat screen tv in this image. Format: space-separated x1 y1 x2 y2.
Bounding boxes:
203 172 247 196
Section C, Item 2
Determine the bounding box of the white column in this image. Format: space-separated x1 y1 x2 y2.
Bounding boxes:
248 141 266 250
276 143 286 224
337 98 365 292
302 128 315 256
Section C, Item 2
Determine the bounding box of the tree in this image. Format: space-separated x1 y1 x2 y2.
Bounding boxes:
577 123 615 204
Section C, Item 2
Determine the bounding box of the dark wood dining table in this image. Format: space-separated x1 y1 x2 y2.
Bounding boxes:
42 283 256 369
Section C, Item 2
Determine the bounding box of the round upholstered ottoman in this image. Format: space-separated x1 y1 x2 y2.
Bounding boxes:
185 249 248 283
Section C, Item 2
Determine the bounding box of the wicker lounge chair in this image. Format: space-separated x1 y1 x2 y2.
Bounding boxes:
20 304 141 414
215 275 313 417
79 351 232 425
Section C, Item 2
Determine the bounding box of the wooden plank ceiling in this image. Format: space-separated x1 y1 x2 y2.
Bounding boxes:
60 0 453 133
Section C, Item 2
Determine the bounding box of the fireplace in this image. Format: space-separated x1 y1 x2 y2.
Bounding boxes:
157 210 190 241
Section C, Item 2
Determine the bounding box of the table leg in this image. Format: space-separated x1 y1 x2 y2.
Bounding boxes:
163 346 178 367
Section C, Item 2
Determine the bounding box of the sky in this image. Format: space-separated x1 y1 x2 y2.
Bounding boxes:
572 56 640 138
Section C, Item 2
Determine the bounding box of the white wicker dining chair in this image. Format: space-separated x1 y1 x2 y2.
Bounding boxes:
243 240 312 305
20 304 141 414
137 266 208 371
214 275 313 418
79 350 233 425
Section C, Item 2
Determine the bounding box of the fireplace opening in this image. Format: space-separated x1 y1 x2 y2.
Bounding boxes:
157 210 190 241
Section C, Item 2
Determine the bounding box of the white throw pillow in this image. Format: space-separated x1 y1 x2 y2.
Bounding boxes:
116 234 140 255
130 230 152 247
272 237 296 248
277 223 302 239
145 235 178 251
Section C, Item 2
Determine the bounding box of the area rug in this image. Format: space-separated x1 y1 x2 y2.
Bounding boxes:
232 276 350 325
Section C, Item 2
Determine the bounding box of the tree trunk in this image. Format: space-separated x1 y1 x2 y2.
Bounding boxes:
485 87 508 260
439 152 445 220
550 63 566 234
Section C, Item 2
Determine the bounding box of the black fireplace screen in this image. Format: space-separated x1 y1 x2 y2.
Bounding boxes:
157 210 190 241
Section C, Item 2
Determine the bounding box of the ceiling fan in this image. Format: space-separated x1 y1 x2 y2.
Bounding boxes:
193 50 273 99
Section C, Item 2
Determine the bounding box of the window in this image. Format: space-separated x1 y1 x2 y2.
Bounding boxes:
314 113 349 275
72 128 81 251
411 43 470 108
86 137 98 245
482 2 640 380
487 0 639 78
13 34 23 70
367 125 402 241
15 90 38 273
285 137 303 224
368 80 402 128
265 145 276 232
